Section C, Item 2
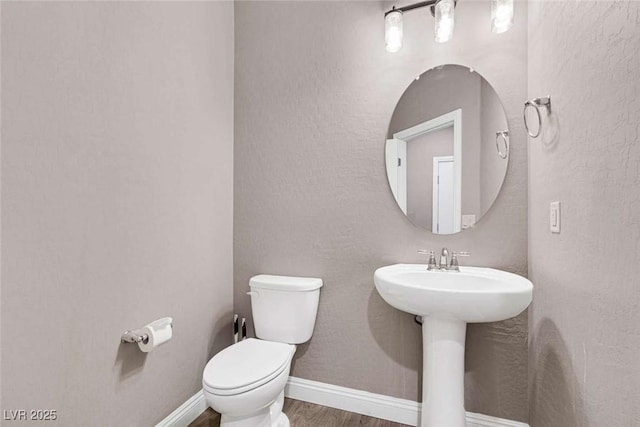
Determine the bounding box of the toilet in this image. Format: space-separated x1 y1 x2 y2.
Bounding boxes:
202 274 323 427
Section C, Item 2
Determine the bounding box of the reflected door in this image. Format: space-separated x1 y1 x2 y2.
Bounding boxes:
433 156 455 234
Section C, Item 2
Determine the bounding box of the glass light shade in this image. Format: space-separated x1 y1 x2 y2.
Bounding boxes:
385 10 403 53
491 0 514 34
434 0 455 43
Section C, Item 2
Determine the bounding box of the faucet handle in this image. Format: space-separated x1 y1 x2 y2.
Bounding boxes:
448 251 470 271
418 250 438 270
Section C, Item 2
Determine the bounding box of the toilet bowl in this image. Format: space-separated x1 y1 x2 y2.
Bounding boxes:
202 275 322 427
203 339 295 427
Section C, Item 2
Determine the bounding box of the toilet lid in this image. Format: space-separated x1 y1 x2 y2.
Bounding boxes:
203 339 295 395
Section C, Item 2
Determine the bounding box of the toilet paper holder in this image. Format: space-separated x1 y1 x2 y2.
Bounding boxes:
121 318 173 344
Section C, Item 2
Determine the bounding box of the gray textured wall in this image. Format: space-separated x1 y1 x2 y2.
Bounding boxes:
235 0 529 421
1 2 234 425
527 1 640 426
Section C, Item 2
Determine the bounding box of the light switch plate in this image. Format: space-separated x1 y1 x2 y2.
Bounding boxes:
550 201 561 233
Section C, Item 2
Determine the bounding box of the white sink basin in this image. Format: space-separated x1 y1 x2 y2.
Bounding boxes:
374 264 532 323
373 263 533 427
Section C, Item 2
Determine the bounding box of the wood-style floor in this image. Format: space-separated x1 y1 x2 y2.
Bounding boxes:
188 399 411 427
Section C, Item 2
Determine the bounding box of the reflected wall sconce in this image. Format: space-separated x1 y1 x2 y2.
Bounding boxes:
385 0 514 52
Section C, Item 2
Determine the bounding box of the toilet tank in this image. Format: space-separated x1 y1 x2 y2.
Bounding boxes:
249 274 323 344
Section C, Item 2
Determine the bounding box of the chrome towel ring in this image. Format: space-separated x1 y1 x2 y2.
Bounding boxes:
496 131 509 159
524 96 551 138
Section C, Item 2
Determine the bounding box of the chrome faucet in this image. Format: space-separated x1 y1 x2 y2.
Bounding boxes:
439 248 449 270
418 248 470 271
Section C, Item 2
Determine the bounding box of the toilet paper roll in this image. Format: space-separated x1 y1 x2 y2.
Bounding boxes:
138 317 173 353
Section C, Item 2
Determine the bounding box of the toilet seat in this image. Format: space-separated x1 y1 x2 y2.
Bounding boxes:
203 338 295 396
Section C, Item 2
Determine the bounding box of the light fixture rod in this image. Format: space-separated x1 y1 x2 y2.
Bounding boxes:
384 0 457 17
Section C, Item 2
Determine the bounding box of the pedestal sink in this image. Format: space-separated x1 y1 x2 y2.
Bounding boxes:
373 264 533 427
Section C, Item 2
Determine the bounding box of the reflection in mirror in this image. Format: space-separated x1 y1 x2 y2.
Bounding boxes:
385 64 509 234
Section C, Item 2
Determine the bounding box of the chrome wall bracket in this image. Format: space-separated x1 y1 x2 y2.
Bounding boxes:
121 329 149 344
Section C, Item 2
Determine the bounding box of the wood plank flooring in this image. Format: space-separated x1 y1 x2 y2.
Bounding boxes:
188 398 411 427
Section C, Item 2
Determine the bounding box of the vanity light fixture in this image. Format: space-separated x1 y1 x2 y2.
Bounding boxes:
385 0 512 52
491 0 514 34
385 8 404 53
434 0 455 43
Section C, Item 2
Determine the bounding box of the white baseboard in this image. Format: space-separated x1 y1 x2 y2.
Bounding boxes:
155 389 207 427
284 376 529 427
158 377 530 427
285 376 419 425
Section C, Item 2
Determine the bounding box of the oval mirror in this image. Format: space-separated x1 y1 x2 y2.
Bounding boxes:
385 64 509 234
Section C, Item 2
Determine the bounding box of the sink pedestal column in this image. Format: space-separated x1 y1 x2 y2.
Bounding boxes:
421 317 467 427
